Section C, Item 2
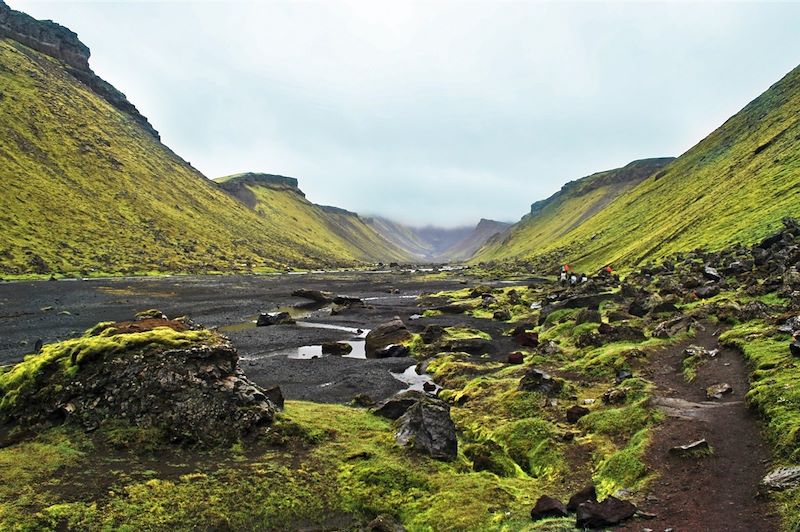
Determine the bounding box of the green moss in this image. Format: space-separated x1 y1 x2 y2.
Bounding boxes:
443 327 492 341
593 429 651 498
492 418 564 478
578 400 656 440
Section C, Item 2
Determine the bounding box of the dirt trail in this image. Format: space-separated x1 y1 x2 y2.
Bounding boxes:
620 327 779 531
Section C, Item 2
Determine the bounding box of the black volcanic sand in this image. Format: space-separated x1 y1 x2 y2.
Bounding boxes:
0 272 521 403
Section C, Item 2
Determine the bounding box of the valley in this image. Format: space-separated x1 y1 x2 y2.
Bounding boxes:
1 1 799 530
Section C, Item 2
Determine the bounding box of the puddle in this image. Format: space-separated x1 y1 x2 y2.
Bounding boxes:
362 294 418 301
390 364 440 393
288 339 366 360
219 303 333 333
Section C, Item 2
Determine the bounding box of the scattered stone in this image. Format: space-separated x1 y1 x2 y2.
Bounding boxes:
777 316 800 334
790 340 800 358
669 438 711 456
263 385 285 410
575 496 637 528
365 317 413 358
373 390 428 420
518 368 563 395
513 330 539 347
602 388 628 405
291 288 334 303
420 325 445 344
436 303 473 314
761 466 800 491
351 393 375 407
575 309 602 324
703 266 722 282
493 309 511 321
374 344 410 358
615 370 633 384
333 295 363 306
566 405 590 423
422 381 437 393
321 342 353 356
695 285 721 299
706 383 733 400
256 311 295 326
395 397 458 461
507 351 524 364
567 484 598 512
530 495 568 520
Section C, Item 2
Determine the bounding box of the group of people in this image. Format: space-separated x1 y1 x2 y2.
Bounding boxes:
559 264 614 286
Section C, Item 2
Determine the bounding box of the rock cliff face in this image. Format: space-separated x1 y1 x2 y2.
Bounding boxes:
0 0 159 138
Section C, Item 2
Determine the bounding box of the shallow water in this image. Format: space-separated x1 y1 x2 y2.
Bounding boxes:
390 364 439 393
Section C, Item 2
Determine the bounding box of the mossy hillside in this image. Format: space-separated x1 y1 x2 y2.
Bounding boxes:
0 39 403 277
230 182 411 264
475 64 800 272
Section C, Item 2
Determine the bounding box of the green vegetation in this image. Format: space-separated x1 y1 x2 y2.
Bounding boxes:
0 38 406 277
475 65 800 272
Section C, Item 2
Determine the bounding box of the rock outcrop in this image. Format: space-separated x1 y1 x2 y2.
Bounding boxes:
0 1 159 138
365 317 413 358
0 316 277 445
395 396 457 461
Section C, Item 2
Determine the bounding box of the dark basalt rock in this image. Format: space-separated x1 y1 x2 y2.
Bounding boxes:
790 340 800 358
567 484 598 512
566 405 590 423
420 325 445 344
256 311 295 326
575 309 602 324
366 514 406 532
373 390 428 420
703 265 722 282
507 351 524 364
263 385 285 410
530 495 568 520
513 331 539 347
365 317 413 358
438 337 493 355
0 323 276 446
493 309 512 321
519 368 563 395
395 397 457 461
333 295 363 306
374 344 410 358
575 496 637 528
291 288 334 303
321 342 353 356
695 285 721 299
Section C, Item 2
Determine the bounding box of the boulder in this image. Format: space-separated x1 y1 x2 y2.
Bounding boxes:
333 295 363 306
519 368 563 395
365 317 413 358
790 340 800 358
0 321 277 446
513 331 539 348
567 484 597 512
321 342 353 356
530 495 568 520
761 466 800 491
507 351 524 364
263 385 285 410
438 337 493 355
566 405 590 424
291 289 334 303
395 398 457 461
373 390 428 420
493 309 512 321
706 383 733 400
703 266 722 282
366 514 406 532
256 312 295 326
575 496 637 528
695 285 721 299
374 344 410 358
436 303 473 314
777 315 800 335
575 309 602 324
420 325 445 344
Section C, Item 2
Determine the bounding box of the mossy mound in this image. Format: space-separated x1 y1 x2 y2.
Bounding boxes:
0 315 277 446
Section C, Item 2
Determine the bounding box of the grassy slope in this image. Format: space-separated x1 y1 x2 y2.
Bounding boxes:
476 158 672 267
477 65 800 271
0 39 402 276
364 217 434 261
228 182 411 263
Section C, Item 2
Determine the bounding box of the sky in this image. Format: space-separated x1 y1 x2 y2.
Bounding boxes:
9 1 800 227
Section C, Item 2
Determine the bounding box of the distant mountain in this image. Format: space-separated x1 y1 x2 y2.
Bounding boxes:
366 217 510 263
0 1 407 276
443 219 511 262
476 64 800 270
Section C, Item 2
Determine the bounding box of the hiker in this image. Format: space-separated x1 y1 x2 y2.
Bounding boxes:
569 273 578 285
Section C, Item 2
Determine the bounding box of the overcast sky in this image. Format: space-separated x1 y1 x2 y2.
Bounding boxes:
10 1 800 227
